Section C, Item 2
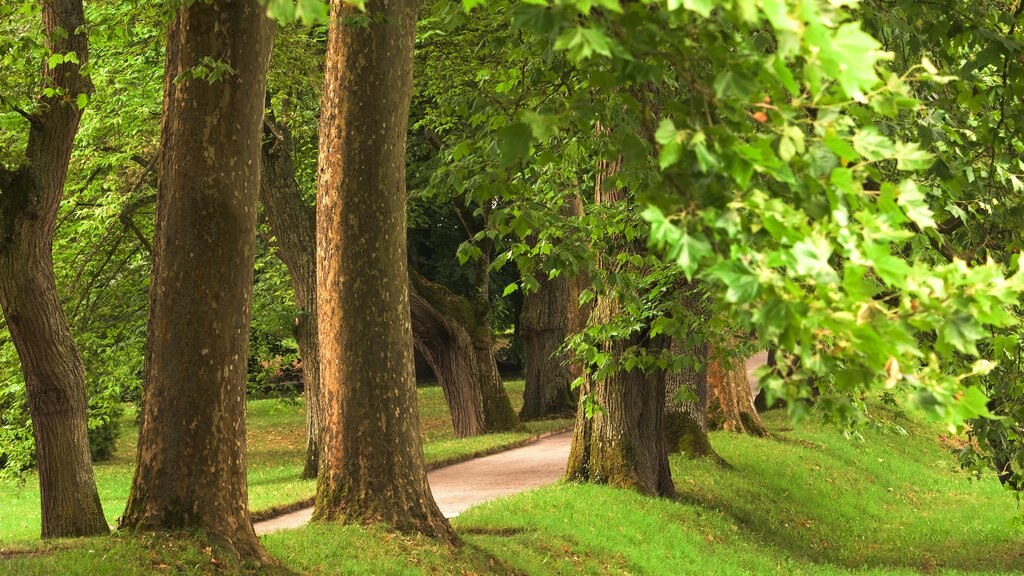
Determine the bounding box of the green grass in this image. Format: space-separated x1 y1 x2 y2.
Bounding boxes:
3 402 1022 575
0 379 572 544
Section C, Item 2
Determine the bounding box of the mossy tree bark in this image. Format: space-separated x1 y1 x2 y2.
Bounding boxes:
120 0 274 560
313 0 455 544
409 272 486 437
664 339 717 458
0 0 108 539
471 237 519 432
565 155 674 497
520 272 574 419
259 109 322 479
663 285 722 459
707 346 769 436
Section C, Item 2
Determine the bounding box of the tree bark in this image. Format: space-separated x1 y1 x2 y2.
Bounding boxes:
520 273 574 419
259 110 322 479
707 346 769 437
0 0 108 539
313 0 455 544
120 0 274 560
409 272 486 437
664 339 718 457
565 153 674 497
472 239 519 432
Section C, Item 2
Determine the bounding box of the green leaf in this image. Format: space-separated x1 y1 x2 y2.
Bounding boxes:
789 235 838 284
708 260 760 303
497 122 533 165
941 313 986 356
675 233 711 279
852 128 895 161
895 181 936 229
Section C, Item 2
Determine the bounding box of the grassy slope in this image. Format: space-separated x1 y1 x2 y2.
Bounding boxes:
3 403 1022 575
0 379 571 543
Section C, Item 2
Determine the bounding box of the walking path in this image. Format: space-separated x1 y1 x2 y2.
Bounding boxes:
254 431 573 535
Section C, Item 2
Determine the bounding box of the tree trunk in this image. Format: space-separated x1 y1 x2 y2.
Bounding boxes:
565 321 674 496
707 347 769 437
120 0 274 560
664 339 718 458
520 273 574 419
564 195 591 384
472 239 519 432
313 0 455 544
409 273 486 437
0 0 108 539
259 110 322 479
565 153 674 497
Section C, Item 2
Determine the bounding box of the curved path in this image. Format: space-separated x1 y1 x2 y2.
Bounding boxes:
254 431 573 535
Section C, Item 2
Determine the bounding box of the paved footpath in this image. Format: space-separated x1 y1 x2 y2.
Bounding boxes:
254 431 573 535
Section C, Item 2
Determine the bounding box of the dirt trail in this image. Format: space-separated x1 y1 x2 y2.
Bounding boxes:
253 431 573 535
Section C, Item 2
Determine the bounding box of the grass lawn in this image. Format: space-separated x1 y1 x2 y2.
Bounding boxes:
0 379 571 544
2 401 1022 575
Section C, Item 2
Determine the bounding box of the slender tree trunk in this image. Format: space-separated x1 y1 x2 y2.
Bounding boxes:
520 273 574 419
409 272 486 437
707 346 768 437
472 239 519 431
313 0 455 544
564 195 591 384
0 0 108 538
565 153 674 497
120 0 274 560
259 110 322 479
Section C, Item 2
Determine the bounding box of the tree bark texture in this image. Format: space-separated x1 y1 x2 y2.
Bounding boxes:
409 272 486 437
0 0 108 538
664 339 717 457
707 347 769 437
565 154 674 497
471 239 519 432
259 111 322 479
313 0 455 544
120 0 274 560
520 273 574 419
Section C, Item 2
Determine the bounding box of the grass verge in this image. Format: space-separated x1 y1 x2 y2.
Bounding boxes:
3 403 1021 575
0 379 571 543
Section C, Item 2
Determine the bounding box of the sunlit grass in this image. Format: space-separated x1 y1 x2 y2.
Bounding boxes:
4 402 1022 575
0 378 571 544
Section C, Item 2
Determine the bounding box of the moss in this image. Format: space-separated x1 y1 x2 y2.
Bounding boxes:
665 412 716 459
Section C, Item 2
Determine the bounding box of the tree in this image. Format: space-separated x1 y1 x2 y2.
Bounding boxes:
313 0 455 543
565 153 675 497
260 108 322 479
0 0 109 538
409 272 487 437
520 272 574 419
120 0 274 560
706 346 768 436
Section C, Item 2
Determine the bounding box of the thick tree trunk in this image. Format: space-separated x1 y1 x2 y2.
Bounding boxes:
707 347 769 437
565 320 674 496
120 0 274 560
313 0 455 544
409 273 486 437
472 241 519 432
0 0 108 538
664 339 718 458
520 273 574 419
259 111 322 479
565 154 674 497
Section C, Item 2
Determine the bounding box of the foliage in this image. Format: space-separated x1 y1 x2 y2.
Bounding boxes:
418 1 1024 443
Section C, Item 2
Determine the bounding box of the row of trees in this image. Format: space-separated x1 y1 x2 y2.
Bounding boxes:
2 0 1023 565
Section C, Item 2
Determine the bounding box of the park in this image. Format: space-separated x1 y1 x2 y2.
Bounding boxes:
1 0 1024 574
